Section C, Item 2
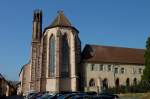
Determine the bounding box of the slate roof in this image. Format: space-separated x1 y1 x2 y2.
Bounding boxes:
44 11 79 33
82 44 145 65
50 10 71 27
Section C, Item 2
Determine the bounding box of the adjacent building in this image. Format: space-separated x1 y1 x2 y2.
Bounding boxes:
18 63 30 95
19 10 145 94
82 45 144 92
0 73 16 96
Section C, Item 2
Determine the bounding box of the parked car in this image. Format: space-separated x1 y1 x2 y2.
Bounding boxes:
38 92 55 99
98 92 119 99
93 95 115 99
49 91 81 99
85 91 97 96
29 92 47 99
57 92 90 99
24 91 37 99
63 93 92 99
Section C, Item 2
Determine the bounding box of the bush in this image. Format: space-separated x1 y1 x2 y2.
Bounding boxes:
107 81 150 94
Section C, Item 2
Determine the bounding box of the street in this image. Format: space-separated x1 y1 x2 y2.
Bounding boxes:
6 95 24 99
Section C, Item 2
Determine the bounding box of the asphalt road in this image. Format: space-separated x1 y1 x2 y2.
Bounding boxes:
5 95 24 99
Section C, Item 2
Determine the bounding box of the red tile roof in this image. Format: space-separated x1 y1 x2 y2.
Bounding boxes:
82 44 145 65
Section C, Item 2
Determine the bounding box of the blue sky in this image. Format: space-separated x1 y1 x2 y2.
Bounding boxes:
0 0 150 81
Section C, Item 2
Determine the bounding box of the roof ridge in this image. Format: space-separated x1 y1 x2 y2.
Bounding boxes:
43 11 79 33
87 44 145 50
83 44 145 65
50 11 71 27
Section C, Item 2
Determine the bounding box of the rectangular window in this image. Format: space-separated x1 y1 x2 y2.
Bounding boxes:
108 65 111 71
91 64 95 71
121 68 124 74
99 64 103 71
139 68 142 74
133 68 136 74
114 68 118 74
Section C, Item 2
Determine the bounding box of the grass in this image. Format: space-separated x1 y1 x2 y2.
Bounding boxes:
119 93 150 99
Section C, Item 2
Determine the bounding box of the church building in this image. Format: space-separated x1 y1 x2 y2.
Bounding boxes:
18 10 145 95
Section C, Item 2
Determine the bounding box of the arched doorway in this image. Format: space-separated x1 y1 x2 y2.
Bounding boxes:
115 78 119 87
89 79 95 87
102 78 108 89
126 78 130 86
133 78 137 85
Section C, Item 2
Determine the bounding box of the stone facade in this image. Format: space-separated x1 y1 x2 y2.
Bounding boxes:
19 10 81 94
18 63 30 95
83 63 144 92
19 10 145 94
30 10 42 92
82 44 145 92
0 73 16 96
42 27 81 92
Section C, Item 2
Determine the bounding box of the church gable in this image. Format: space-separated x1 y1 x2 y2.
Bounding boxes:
50 10 71 27
43 11 79 34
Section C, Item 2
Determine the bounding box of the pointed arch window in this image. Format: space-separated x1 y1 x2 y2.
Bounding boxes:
61 34 69 77
49 35 55 77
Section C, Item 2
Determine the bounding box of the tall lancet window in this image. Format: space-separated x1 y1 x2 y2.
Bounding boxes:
49 35 55 77
61 34 69 77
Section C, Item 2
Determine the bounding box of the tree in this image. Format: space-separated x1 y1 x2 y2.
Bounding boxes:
142 37 150 82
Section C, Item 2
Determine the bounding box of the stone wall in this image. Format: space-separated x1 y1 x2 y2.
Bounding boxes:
83 62 144 92
0 76 16 96
21 63 30 95
42 27 80 92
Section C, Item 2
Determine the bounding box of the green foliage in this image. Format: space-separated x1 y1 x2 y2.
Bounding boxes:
142 37 150 82
107 81 150 94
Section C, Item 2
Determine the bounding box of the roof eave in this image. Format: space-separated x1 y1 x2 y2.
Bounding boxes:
82 60 144 65
43 25 79 34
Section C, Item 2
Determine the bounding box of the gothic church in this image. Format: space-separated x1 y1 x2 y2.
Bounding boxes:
18 10 145 95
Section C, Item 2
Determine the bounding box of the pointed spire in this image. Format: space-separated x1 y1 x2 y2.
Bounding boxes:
49 10 72 27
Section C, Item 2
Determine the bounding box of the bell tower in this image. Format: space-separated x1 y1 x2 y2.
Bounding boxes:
32 10 42 41
30 9 42 91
